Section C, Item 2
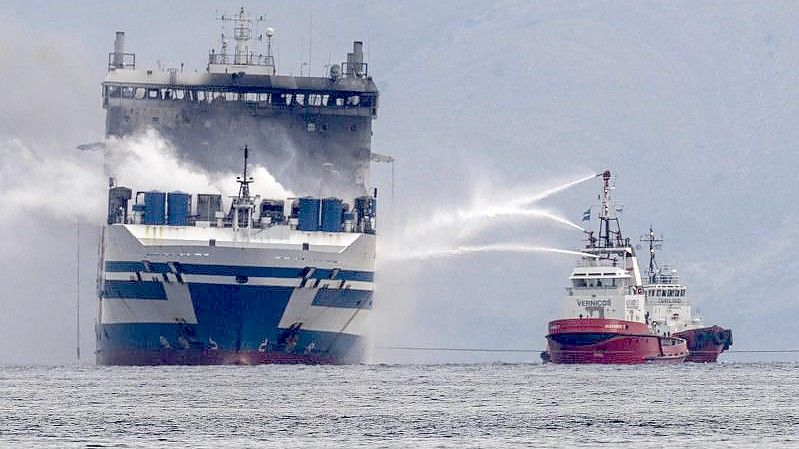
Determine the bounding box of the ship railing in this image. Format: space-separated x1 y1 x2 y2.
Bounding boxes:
566 286 625 295
341 61 368 78
121 215 369 234
107 53 136 71
208 52 276 67
575 259 619 268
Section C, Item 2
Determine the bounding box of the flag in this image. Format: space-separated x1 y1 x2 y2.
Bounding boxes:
582 208 591 221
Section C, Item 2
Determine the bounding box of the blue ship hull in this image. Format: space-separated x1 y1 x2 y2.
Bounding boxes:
96 256 374 365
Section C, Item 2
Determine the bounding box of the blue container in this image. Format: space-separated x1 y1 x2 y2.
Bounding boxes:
167 191 191 226
297 197 320 231
142 191 166 225
320 198 343 232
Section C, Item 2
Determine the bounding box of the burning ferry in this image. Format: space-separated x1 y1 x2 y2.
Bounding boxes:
95 9 380 365
641 228 733 362
543 171 689 364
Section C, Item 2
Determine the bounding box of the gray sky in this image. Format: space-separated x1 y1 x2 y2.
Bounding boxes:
0 1 797 364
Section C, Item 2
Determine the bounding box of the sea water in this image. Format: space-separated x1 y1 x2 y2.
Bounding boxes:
1 363 797 448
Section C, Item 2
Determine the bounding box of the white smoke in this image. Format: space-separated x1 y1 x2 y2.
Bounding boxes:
106 129 295 204
0 138 106 224
0 130 294 229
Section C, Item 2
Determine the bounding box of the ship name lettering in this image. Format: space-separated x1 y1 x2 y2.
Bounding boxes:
577 299 612 307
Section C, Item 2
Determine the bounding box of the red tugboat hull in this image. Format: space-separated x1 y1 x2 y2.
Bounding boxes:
544 318 689 364
674 326 732 363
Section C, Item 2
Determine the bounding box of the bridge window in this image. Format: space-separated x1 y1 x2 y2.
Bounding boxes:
347 95 360 106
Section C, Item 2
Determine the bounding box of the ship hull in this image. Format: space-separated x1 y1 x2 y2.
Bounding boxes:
674 326 732 363
96 224 374 366
97 345 357 366
97 349 339 365
545 318 688 364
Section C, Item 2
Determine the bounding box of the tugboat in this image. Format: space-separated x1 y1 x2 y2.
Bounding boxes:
641 228 733 362
542 171 688 364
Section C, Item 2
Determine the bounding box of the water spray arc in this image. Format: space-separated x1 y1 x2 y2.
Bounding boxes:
385 172 603 263
402 172 601 240
507 172 602 209
382 244 600 263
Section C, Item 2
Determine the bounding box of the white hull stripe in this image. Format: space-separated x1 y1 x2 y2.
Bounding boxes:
104 272 373 291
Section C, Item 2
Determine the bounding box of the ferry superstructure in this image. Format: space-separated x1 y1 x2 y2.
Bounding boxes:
543 171 688 364
102 8 377 198
96 9 380 365
641 228 733 362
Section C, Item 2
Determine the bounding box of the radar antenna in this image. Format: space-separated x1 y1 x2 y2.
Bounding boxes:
211 7 275 74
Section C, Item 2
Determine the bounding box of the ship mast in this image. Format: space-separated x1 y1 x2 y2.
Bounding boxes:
596 170 625 248
641 226 663 283
237 144 252 200
214 7 275 75
230 145 255 231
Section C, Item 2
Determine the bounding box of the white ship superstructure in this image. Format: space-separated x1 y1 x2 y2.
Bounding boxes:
640 228 700 335
640 228 732 362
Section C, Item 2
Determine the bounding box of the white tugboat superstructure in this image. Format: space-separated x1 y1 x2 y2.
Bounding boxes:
641 227 732 362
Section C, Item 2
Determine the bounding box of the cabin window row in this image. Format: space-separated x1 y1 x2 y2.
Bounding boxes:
647 289 686 297
572 279 620 288
105 86 374 108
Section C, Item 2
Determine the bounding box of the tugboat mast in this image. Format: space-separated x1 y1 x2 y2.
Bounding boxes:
595 170 625 249
641 226 663 283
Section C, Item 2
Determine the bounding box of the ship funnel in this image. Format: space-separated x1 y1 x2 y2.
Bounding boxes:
112 31 125 68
